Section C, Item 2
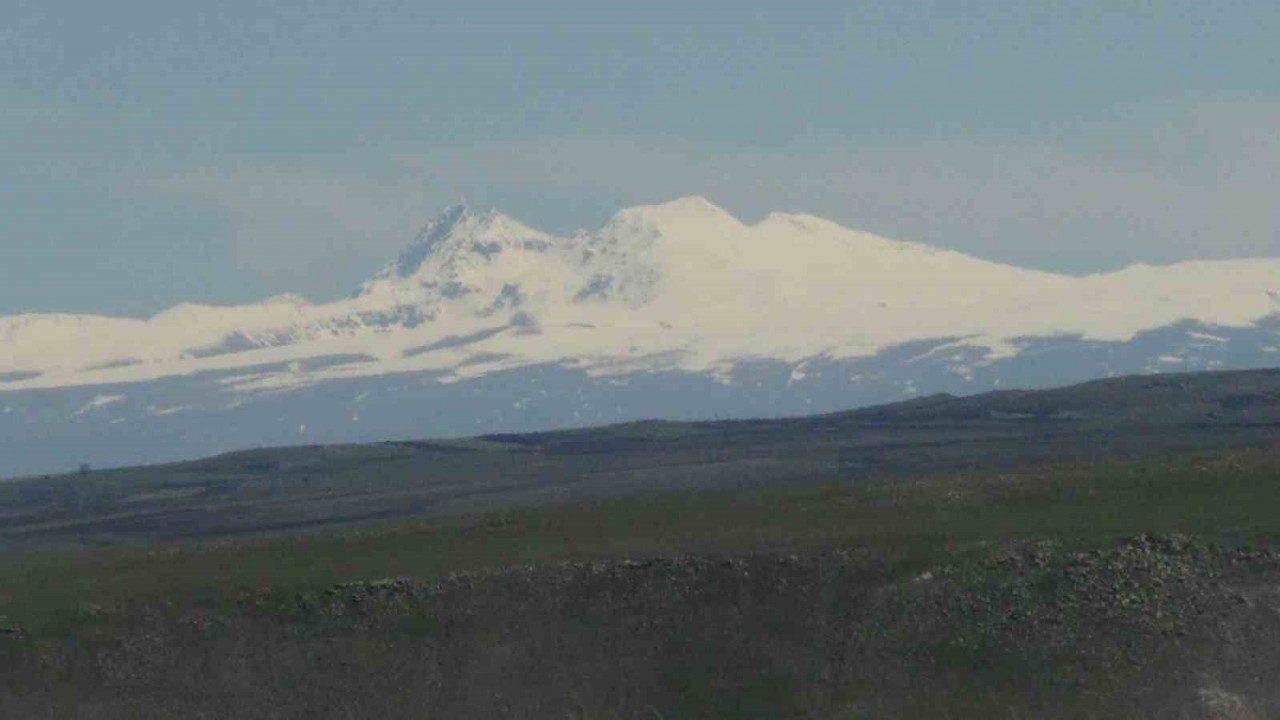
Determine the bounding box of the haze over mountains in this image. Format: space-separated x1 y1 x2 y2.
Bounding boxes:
2 197 1279 478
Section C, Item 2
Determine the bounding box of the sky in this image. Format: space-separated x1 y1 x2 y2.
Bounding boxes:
2 0 1278 318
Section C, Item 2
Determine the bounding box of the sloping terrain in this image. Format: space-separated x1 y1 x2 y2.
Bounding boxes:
2 367 1279 550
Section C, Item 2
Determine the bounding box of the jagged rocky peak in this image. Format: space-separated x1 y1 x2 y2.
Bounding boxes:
380 197 743 289
381 204 554 281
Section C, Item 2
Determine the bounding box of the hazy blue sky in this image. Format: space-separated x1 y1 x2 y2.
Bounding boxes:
3 1 1278 317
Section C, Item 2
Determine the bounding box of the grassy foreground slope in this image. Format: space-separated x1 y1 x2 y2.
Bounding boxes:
2 446 1280 718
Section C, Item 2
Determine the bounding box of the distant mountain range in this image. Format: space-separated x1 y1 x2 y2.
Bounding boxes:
3 197 1279 478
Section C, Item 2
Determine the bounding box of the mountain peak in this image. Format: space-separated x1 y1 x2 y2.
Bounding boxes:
387 204 473 278
606 196 742 233
658 195 727 213
6 196 1280 407
379 204 550 281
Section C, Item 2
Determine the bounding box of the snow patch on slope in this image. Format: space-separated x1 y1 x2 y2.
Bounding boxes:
73 394 125 417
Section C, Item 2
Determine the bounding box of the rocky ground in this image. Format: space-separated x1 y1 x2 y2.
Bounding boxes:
4 533 1279 719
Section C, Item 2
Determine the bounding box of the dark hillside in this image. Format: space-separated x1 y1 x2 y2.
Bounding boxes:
3 368 1279 549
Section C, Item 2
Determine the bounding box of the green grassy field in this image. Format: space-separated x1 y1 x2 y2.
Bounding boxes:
3 447 1278 639
1 448 1278 718
3 369 1280 718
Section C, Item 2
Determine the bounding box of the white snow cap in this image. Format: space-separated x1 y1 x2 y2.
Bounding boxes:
3 196 1279 391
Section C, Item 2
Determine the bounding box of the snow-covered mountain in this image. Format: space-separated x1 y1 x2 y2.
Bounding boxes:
2 197 1279 477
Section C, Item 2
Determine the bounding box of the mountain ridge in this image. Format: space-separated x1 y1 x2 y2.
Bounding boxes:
4 197 1278 394
1 197 1279 477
